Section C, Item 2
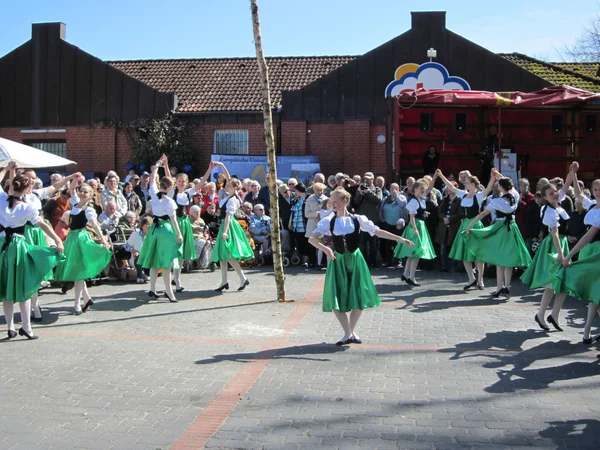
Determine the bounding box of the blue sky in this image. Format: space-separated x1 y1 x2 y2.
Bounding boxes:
0 0 595 61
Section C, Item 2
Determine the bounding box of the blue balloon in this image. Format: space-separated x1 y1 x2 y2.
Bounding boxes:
139 163 147 171
183 165 192 174
125 162 135 171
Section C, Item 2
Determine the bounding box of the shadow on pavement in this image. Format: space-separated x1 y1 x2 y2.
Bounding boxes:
195 343 349 365
539 419 600 449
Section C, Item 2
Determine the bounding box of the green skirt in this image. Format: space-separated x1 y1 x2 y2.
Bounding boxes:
449 218 483 262
54 229 112 281
520 234 569 290
322 249 381 313
0 235 63 302
463 220 532 268
394 218 436 260
138 219 182 269
25 223 53 281
554 242 600 305
211 220 254 262
177 215 197 260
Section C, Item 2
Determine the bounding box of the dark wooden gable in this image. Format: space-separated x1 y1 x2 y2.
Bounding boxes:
0 23 176 128
281 11 551 124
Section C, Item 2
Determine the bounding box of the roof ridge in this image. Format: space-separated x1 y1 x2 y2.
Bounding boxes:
108 55 358 64
507 52 600 85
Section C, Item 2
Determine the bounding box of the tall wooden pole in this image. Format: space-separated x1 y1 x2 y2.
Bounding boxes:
250 0 288 302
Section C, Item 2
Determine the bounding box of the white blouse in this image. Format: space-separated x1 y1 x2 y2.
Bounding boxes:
486 188 519 216
0 192 41 228
542 205 569 228
584 207 600 227
168 188 196 206
149 183 176 217
70 194 98 223
406 198 426 215
582 196 597 211
313 214 379 237
220 195 241 215
23 187 50 211
456 189 484 208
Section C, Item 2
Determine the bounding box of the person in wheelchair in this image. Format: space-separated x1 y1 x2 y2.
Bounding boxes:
249 204 271 258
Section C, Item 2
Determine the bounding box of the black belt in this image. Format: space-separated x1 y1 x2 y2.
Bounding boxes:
152 215 170 234
2 226 26 252
497 213 514 231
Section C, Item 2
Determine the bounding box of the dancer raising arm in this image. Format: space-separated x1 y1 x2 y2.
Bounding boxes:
309 188 414 345
394 175 438 287
557 174 600 344
521 178 571 332
54 176 112 315
0 173 64 340
138 156 183 302
464 171 532 299
163 155 197 292
212 177 253 292
436 169 493 291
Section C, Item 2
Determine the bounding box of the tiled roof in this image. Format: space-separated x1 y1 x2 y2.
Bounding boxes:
499 53 600 93
109 57 356 113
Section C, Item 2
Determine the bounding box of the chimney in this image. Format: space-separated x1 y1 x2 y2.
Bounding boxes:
411 11 446 30
31 23 66 127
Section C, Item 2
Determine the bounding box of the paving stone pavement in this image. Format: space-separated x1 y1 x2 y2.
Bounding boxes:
1 265 599 450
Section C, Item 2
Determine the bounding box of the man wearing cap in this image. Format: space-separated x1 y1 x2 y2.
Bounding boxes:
134 171 151 214
352 172 383 268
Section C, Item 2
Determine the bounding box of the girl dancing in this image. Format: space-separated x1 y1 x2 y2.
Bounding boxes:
308 188 414 345
213 177 253 291
394 177 438 286
465 171 531 298
54 176 112 315
138 157 183 302
1 173 64 339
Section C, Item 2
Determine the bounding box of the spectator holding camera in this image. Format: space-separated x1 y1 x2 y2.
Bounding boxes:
352 172 383 268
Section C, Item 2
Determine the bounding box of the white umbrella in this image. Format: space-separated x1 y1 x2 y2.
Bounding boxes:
0 137 76 168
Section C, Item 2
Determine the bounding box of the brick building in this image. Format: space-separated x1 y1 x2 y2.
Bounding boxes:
1 12 599 181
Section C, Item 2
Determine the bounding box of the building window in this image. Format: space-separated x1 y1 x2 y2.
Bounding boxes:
213 130 248 155
23 139 67 158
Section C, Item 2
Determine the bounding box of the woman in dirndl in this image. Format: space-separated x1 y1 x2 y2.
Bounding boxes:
0 173 64 340
394 176 438 287
309 188 414 345
464 172 532 299
54 176 112 315
164 157 197 292
436 169 493 291
522 167 576 332
212 178 253 292
557 174 600 344
138 157 183 302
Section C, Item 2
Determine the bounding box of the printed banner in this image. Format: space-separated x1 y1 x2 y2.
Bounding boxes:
210 155 320 185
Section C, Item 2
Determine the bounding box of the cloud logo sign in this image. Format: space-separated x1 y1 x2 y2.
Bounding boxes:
385 62 471 97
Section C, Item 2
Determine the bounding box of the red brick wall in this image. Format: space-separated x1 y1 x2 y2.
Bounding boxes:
281 121 306 156
0 125 134 177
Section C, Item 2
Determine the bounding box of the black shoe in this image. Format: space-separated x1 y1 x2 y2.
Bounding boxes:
502 287 511 299
176 286 185 293
171 280 176 286
163 294 178 303
491 289 504 299
535 314 550 331
583 335 600 345
148 291 160 298
463 280 477 291
237 279 250 291
74 310 82 316
401 275 411 286
7 330 17 339
406 278 420 287
215 283 229 292
335 339 352 346
31 308 44 323
350 336 363 344
477 283 485 290
18 328 38 340
82 299 94 313
547 315 563 332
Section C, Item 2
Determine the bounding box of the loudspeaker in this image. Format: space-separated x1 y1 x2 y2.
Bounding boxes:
455 113 467 132
551 115 563 134
585 114 597 133
420 113 434 132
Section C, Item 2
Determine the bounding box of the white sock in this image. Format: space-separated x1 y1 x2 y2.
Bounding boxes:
150 268 159 293
3 301 15 332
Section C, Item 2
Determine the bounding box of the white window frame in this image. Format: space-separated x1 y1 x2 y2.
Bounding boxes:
213 130 249 155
